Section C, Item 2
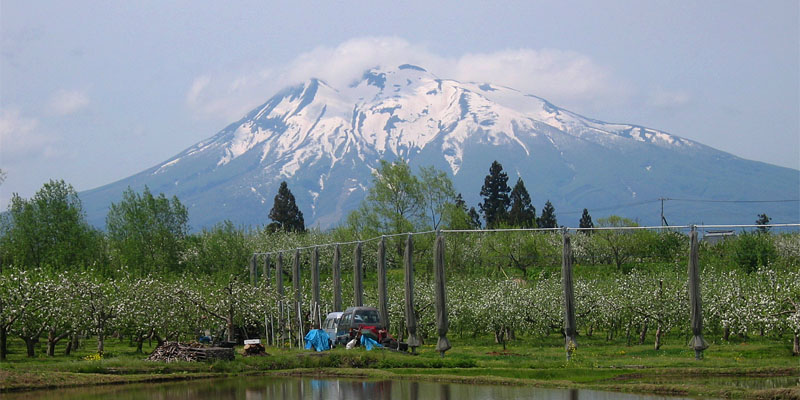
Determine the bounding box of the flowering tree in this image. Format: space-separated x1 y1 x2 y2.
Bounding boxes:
0 267 44 359
71 272 123 355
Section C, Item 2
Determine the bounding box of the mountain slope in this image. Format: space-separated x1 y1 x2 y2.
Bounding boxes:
80 65 800 230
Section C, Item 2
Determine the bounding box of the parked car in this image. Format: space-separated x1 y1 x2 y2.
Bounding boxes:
321 312 343 347
335 306 384 345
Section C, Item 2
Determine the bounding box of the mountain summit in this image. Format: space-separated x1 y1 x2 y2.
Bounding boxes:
81 65 799 229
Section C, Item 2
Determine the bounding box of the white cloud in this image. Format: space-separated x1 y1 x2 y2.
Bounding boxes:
647 88 691 108
0 109 57 163
185 36 632 121
186 75 210 106
48 89 89 116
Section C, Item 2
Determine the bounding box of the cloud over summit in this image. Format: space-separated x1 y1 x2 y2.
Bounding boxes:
185 37 630 122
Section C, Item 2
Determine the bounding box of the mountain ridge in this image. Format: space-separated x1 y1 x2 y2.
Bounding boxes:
79 65 800 230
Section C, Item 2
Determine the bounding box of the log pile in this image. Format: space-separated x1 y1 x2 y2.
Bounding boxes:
147 341 235 362
241 343 268 357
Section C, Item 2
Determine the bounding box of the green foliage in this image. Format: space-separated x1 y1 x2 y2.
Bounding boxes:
755 213 771 233
419 166 457 230
443 194 477 231
106 186 189 275
185 221 253 277
347 161 464 236
579 209 594 231
537 200 557 229
731 232 777 273
508 178 536 228
268 182 305 233
594 216 639 270
350 159 423 235
1 180 100 271
478 161 511 229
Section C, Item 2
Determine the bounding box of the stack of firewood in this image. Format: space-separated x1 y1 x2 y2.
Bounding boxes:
241 342 268 357
147 341 235 362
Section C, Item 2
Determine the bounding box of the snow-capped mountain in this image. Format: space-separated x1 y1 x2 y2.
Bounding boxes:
80 65 799 229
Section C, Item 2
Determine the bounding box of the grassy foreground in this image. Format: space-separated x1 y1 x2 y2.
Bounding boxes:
1 335 799 399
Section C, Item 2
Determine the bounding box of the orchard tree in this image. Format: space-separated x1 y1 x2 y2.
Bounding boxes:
0 267 42 359
106 186 189 275
268 182 305 232
596 215 638 270
72 272 123 355
508 178 536 228
537 200 558 228
42 273 85 357
479 161 511 228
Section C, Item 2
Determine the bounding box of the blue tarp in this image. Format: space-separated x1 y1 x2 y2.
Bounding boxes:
360 334 383 351
304 329 330 352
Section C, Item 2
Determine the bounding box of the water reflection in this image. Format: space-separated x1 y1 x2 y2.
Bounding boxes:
6 376 694 400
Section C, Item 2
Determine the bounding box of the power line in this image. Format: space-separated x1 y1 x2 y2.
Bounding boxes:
254 223 800 255
557 197 798 217
666 198 799 204
558 199 662 215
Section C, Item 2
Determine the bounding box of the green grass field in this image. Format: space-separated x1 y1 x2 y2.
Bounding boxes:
2 332 799 398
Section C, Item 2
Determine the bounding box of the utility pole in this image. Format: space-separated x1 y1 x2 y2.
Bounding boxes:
659 197 669 226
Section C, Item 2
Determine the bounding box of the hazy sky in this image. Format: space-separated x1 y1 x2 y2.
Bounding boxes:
1 1 798 209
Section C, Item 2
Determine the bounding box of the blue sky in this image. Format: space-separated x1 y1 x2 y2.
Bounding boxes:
1 0 798 208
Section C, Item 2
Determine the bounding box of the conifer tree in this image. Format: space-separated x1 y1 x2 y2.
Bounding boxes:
755 213 771 233
537 200 558 228
579 208 594 232
468 207 482 229
268 181 305 232
508 178 537 228
479 161 511 228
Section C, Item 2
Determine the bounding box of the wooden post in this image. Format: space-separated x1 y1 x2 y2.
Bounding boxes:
262 253 272 346
562 228 578 360
333 244 342 312
249 254 257 286
434 232 451 357
377 236 389 333
276 253 284 345
688 226 709 359
263 254 271 284
353 242 363 307
293 249 302 340
404 234 420 352
311 246 320 329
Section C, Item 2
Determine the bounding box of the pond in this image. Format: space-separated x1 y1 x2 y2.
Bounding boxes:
4 376 695 400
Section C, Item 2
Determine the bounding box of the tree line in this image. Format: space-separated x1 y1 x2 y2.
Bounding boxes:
0 165 797 359
0 159 778 276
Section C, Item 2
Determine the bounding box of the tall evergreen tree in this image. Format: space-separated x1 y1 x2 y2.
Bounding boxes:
268 182 305 232
537 200 558 228
579 208 594 232
755 213 771 233
508 178 537 228
468 207 482 229
479 161 511 228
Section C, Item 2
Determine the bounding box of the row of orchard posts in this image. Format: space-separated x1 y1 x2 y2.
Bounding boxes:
249 227 707 360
